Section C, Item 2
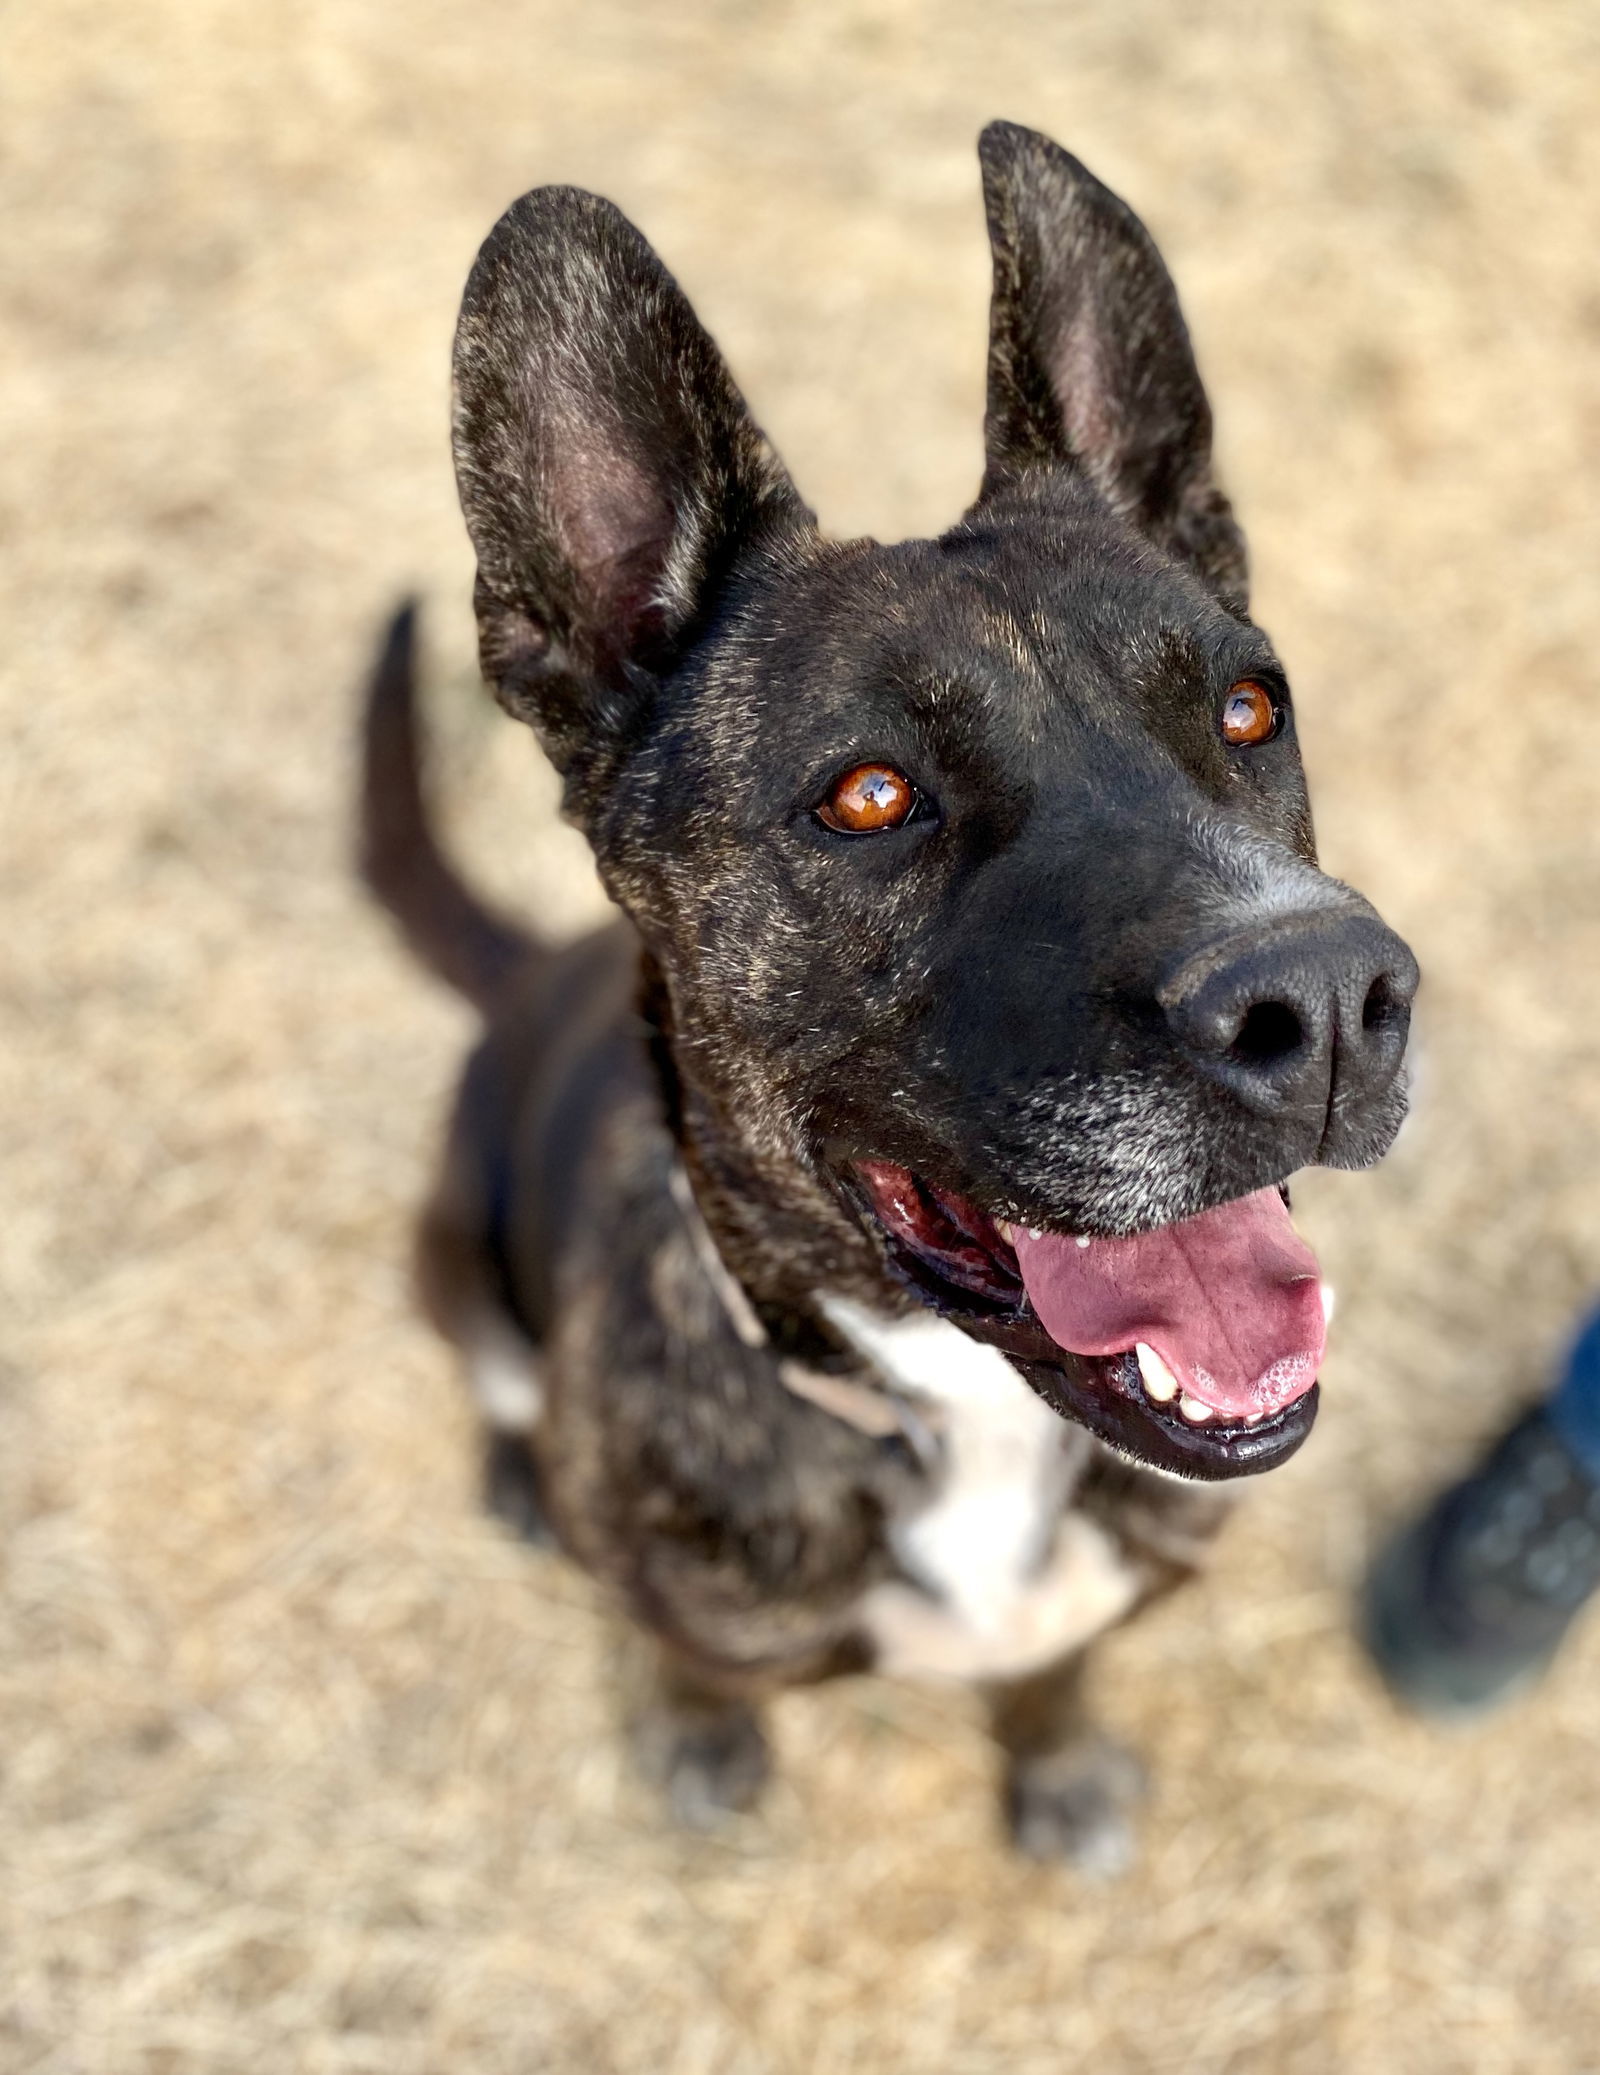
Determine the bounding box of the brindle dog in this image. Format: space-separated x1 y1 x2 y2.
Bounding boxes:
362 122 1417 1870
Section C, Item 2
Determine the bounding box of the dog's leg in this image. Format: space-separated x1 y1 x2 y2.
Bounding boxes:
415 1108 555 1548
988 1651 1146 1876
631 1646 771 1829
481 1426 553 1548
460 1313 553 1549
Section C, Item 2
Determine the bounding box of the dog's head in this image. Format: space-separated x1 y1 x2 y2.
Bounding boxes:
451 122 1418 1481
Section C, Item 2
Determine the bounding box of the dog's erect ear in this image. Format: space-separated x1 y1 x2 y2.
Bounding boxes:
977 122 1248 608
452 188 811 770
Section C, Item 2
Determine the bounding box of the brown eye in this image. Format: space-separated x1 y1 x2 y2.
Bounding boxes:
1221 679 1281 748
817 763 918 834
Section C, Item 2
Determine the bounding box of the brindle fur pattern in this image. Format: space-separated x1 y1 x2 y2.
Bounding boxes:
399 917 1223 1861
365 123 1412 1864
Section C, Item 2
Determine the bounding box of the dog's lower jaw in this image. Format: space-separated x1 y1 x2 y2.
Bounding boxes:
832 1159 1327 1481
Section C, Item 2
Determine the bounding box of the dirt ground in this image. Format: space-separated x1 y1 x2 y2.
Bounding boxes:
4 2 1600 2069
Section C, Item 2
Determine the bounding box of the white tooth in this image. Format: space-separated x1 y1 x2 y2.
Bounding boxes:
1320 1282 1337 1326
1075 1235 1091 1249
1136 1343 1179 1403
1028 1227 1043 1241
1177 1392 1214 1424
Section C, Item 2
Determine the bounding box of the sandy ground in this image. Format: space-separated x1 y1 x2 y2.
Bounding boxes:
4 2 1600 2069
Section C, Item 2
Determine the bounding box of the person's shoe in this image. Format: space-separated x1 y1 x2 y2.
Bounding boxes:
1361 1405 1600 1717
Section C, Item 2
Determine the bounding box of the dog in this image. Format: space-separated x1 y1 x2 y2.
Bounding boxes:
361 121 1418 1870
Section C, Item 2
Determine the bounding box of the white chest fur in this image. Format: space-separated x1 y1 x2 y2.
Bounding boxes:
820 1296 1142 1684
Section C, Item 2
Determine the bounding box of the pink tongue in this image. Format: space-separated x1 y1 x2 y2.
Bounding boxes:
1011 1188 1325 1419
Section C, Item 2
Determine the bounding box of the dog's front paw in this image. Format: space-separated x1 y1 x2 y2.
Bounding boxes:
633 1703 770 1830
1004 1736 1147 1876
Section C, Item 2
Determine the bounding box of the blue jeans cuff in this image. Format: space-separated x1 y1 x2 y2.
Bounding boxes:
1546 1301 1600 1486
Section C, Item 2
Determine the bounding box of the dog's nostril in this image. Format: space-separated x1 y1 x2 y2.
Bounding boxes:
1362 974 1400 1034
1230 1000 1304 1067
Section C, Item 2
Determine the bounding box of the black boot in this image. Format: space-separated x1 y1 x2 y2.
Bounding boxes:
1361 1405 1600 1717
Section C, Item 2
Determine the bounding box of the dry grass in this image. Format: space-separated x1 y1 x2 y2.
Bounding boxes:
5 2 1600 2069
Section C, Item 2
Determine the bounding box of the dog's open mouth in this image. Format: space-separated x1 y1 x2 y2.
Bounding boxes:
850 1160 1328 1480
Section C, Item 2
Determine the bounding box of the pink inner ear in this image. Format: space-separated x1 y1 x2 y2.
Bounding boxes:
1049 320 1129 497
551 442 678 647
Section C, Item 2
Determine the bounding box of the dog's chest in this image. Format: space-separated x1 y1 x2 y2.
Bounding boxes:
820 1298 1143 1683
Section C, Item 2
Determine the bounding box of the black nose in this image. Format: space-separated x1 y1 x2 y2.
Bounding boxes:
1158 909 1418 1149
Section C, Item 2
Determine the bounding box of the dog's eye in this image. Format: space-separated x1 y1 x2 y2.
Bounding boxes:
1220 680 1281 748
817 763 918 834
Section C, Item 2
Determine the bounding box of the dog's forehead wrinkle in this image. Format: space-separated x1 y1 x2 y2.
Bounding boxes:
677 530 1248 782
